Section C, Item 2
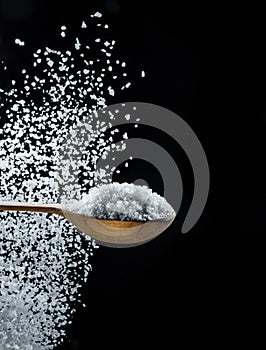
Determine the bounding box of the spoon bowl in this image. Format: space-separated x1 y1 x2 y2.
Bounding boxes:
63 209 175 247
0 201 175 248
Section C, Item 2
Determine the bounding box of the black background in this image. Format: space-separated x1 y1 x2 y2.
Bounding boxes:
0 1 265 349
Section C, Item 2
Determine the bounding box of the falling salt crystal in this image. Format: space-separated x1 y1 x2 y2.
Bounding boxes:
108 87 115 96
104 24 109 29
95 38 101 42
91 11 102 18
141 70 145 77
75 38 81 50
135 124 138 128
81 21 87 28
15 38 25 46
125 162 128 167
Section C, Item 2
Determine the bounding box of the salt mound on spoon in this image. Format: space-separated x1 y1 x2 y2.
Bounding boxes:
67 182 176 221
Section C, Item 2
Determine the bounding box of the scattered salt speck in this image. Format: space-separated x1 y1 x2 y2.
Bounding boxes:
75 38 81 50
61 26 66 30
104 24 109 29
125 114 130 120
125 162 128 167
108 87 115 96
15 38 25 46
141 70 145 77
91 11 102 18
135 124 138 128
81 21 87 28
95 38 101 42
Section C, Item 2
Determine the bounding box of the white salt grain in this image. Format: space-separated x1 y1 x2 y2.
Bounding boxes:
67 183 176 221
92 11 102 18
15 38 25 46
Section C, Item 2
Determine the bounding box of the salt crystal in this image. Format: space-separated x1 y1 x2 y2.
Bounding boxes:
15 38 25 46
75 38 81 50
91 11 102 18
141 70 145 77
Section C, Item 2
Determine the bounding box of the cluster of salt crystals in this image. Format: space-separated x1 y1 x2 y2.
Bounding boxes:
0 12 135 349
67 182 176 221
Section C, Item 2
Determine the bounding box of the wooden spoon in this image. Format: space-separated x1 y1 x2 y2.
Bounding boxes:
0 201 175 248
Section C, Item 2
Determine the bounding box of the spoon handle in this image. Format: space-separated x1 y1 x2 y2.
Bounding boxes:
0 201 64 216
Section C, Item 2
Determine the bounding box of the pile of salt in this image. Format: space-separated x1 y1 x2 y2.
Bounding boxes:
67 182 176 222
